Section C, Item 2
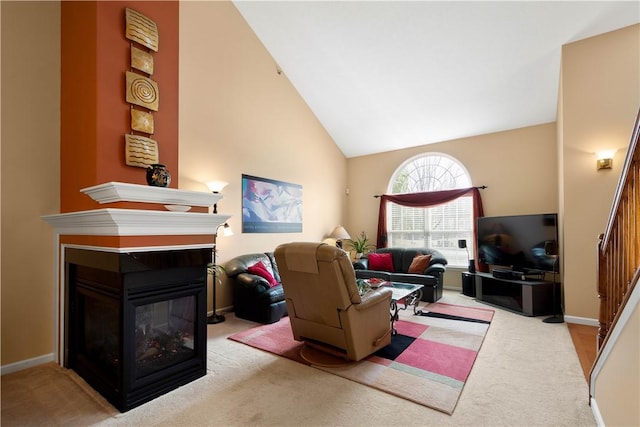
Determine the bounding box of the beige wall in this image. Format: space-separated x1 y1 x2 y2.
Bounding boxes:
593 299 639 426
346 123 558 287
559 24 639 427
1 1 61 366
178 1 347 312
560 24 640 319
0 1 637 377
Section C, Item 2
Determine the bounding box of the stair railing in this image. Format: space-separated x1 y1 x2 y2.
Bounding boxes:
594 108 640 352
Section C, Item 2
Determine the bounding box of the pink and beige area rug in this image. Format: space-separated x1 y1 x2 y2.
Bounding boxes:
228 302 494 414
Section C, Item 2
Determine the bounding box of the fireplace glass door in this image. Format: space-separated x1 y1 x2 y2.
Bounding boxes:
135 295 196 378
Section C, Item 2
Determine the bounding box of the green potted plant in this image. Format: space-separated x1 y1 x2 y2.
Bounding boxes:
207 262 225 284
346 231 375 258
207 261 227 324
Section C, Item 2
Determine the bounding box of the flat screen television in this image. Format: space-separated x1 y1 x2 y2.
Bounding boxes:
477 213 559 273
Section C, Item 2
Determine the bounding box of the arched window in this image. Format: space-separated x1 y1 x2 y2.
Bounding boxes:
388 153 473 267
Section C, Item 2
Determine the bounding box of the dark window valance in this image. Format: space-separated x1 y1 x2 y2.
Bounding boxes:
376 187 485 269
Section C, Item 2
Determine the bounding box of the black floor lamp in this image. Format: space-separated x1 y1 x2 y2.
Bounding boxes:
543 242 563 324
206 181 232 324
208 222 233 324
458 239 475 273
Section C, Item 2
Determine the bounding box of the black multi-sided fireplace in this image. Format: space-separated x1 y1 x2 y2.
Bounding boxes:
65 247 210 412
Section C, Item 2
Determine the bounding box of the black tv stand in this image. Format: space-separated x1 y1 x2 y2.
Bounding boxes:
475 272 559 316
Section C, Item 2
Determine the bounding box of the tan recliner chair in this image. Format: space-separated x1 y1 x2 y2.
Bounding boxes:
274 242 393 362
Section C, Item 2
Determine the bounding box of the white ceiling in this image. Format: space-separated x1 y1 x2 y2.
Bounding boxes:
234 1 640 158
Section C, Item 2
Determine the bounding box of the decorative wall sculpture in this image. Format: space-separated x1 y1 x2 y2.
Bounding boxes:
125 71 159 111
125 134 159 168
131 46 154 75
124 8 160 168
130 109 154 134
125 8 159 52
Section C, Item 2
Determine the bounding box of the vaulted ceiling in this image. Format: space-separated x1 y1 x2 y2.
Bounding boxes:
234 1 639 158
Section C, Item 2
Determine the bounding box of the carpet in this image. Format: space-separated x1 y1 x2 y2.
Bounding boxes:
228 302 494 414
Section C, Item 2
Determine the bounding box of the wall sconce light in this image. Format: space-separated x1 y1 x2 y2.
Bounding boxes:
329 225 351 249
206 180 228 213
596 150 615 171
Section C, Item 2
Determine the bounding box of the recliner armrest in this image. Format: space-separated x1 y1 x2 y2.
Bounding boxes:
355 287 392 311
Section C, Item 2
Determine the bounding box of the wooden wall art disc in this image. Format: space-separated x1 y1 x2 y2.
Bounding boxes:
131 109 154 134
125 8 159 52
126 71 159 111
131 46 154 75
125 134 159 167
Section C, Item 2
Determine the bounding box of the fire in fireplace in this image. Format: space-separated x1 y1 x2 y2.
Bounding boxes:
65 247 210 412
135 295 196 377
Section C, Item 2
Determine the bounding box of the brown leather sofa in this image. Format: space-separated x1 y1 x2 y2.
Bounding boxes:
352 247 447 302
275 242 393 361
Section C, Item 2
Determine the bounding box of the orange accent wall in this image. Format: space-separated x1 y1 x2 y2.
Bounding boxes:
61 1 179 213
61 2 98 213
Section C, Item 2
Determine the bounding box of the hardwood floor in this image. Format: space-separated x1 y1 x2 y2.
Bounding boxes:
567 323 599 381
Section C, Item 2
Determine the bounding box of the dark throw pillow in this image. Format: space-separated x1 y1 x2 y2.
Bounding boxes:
408 254 432 274
247 261 279 287
368 252 395 272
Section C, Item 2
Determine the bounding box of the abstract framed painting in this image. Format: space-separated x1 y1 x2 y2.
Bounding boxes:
242 174 302 233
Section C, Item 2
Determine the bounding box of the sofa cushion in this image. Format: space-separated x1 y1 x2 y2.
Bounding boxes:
368 252 395 272
248 261 278 287
389 273 438 286
265 252 281 283
257 284 286 304
408 254 432 274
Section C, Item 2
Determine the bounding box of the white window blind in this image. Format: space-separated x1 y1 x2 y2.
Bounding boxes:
388 154 474 267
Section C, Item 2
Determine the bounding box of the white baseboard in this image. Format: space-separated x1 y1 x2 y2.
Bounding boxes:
564 315 599 327
590 397 605 427
1 353 54 376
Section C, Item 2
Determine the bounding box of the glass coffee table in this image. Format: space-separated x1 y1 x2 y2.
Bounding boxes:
368 281 424 334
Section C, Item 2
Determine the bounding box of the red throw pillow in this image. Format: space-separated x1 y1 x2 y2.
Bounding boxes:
368 253 395 272
247 261 278 287
408 254 432 274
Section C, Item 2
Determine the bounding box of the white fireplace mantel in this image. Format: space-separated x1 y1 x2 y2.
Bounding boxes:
81 181 222 206
42 209 231 236
42 182 230 236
